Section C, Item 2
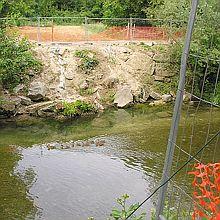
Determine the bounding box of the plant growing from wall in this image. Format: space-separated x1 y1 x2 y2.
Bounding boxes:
74 49 99 74
62 100 95 117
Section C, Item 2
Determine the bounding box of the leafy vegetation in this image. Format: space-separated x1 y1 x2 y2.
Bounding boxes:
62 100 95 117
148 0 220 104
0 29 42 90
110 194 145 220
0 0 150 18
75 49 99 73
151 201 188 219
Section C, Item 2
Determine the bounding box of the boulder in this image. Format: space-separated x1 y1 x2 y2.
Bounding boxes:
162 94 172 102
0 97 17 117
149 91 162 100
114 86 133 108
28 82 48 101
10 97 22 107
24 101 54 116
19 96 32 106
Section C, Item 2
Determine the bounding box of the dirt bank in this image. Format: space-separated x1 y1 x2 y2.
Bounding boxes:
0 41 180 119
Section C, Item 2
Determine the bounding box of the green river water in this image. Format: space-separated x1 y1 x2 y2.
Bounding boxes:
0 105 219 220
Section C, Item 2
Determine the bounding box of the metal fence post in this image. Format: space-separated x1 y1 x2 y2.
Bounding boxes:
155 0 199 219
84 16 88 41
37 17 41 45
52 17 54 43
129 17 133 41
127 19 130 39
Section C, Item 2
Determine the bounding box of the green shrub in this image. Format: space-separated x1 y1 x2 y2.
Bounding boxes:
74 49 99 73
110 194 145 220
0 29 42 90
147 0 220 104
62 100 94 117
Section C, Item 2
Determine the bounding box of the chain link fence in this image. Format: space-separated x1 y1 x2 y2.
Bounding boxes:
0 17 186 44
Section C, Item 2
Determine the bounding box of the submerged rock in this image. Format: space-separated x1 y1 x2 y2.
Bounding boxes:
114 86 133 108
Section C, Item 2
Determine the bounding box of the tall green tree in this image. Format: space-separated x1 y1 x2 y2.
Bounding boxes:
103 0 149 18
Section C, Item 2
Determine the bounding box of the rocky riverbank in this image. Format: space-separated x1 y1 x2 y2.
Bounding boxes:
0 41 188 119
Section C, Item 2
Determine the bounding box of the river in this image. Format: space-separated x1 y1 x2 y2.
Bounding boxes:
0 105 219 220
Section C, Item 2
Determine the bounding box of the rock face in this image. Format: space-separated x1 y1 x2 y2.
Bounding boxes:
24 101 55 117
114 86 133 108
28 82 48 101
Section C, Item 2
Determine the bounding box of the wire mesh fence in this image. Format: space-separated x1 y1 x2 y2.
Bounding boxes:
0 17 186 43
154 0 220 219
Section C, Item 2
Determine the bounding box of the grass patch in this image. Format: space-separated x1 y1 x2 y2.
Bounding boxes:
87 23 107 34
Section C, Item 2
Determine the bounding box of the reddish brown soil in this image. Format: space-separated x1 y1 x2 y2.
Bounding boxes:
12 25 181 42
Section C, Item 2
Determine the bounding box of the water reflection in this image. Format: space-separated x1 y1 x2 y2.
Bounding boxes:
16 138 154 220
0 105 219 219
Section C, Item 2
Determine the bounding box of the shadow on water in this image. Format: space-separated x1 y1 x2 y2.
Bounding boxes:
0 104 219 219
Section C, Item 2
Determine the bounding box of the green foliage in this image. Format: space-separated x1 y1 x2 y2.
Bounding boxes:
0 0 150 18
62 100 94 117
147 0 220 104
212 83 220 105
155 77 179 95
0 29 42 90
151 201 188 219
75 50 99 73
102 0 149 18
110 194 145 220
